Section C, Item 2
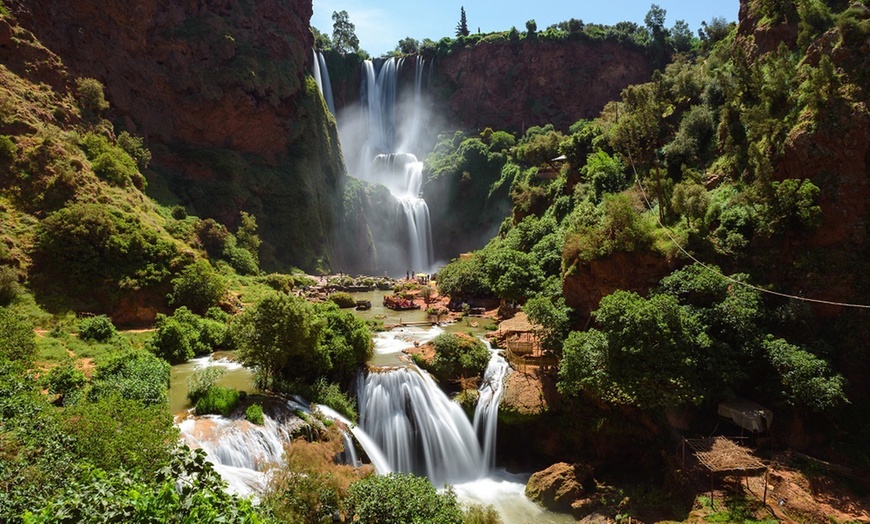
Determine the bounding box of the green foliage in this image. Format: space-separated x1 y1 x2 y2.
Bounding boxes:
187 366 226 403
559 291 709 409
310 378 358 422
236 292 371 389
524 295 572 357
332 10 360 53
346 473 464 524
429 333 490 381
463 504 503 524
582 151 629 201
43 359 87 401
329 291 356 308
564 193 653 263
456 7 470 37
194 218 260 275
116 131 152 170
75 77 109 114
78 314 117 342
90 350 171 405
79 132 141 187
34 203 177 304
487 130 516 153
236 211 261 265
0 134 15 160
148 306 228 364
670 180 710 228
246 403 265 425
63 394 177 475
480 248 544 302
0 305 36 363
195 386 242 416
760 178 822 235
516 128 564 166
169 259 228 314
26 446 268 523
436 256 492 299
764 337 846 412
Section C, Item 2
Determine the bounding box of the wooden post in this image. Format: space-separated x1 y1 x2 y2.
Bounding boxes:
710 472 715 509
762 468 768 505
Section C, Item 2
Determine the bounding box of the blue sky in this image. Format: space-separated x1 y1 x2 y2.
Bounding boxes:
311 0 740 56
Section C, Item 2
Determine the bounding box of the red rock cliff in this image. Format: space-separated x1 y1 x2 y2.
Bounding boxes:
434 39 656 131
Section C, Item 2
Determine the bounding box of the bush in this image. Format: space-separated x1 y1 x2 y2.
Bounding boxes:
310 378 357 422
91 151 137 186
346 473 463 524
75 77 110 114
0 306 36 363
63 394 177 476
0 266 20 306
0 135 15 160
246 403 265 425
89 350 171 405
169 259 227 314
463 504 503 524
170 205 188 220
329 291 356 308
195 386 242 416
44 360 87 402
186 366 226 403
78 314 117 342
116 131 151 170
148 306 228 364
429 333 490 381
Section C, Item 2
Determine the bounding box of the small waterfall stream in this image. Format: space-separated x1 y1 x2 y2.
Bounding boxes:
311 49 335 115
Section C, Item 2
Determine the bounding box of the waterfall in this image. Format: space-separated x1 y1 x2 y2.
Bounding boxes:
357 344 509 486
311 49 335 115
346 57 433 275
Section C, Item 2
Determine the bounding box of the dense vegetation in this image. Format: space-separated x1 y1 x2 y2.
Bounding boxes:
435 0 870 465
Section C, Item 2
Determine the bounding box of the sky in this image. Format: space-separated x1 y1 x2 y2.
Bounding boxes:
311 0 740 57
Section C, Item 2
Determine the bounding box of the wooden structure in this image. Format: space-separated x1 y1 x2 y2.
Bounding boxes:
681 436 769 508
496 312 557 372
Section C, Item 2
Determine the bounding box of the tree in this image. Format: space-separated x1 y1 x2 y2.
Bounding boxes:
332 10 360 53
671 180 710 228
396 37 420 54
0 306 36 363
236 211 261 264
311 26 333 50
169 259 227 314
670 19 694 53
525 19 537 39
764 337 846 412
456 7 469 37
644 4 668 41
75 77 110 115
346 473 463 524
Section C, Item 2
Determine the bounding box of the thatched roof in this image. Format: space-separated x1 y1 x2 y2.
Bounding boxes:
685 437 766 474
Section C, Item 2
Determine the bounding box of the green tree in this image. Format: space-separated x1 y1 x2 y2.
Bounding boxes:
456 7 470 37
116 131 152 170
43 359 87 404
764 337 846 412
429 333 490 381
90 350 171 405
582 150 628 201
75 77 110 114
236 211 261 264
169 259 227 314
148 307 227 364
235 292 326 385
559 291 709 409
0 306 36 363
525 19 538 39
78 314 117 342
346 473 463 524
332 10 360 53
670 19 694 52
671 180 710 228
396 37 420 54
311 26 333 50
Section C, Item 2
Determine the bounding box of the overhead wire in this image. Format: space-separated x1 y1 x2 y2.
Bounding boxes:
625 152 870 310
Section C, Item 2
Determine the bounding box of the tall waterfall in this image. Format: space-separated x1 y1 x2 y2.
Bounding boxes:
357 343 509 486
311 49 335 115
341 57 434 275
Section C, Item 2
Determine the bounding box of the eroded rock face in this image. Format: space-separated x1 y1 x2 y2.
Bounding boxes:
563 251 677 317
526 462 594 515
434 39 655 132
8 0 346 271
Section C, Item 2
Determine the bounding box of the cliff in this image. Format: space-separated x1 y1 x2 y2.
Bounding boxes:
8 0 345 271
433 39 656 132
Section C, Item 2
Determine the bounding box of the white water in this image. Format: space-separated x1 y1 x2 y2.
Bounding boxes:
311 49 335 115
357 339 509 487
341 57 434 275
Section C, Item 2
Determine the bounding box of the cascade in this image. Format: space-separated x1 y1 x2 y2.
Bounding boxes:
341 57 433 275
311 49 335 115
357 342 509 486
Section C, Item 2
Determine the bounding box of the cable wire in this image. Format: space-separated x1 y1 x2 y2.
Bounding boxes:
626 152 870 310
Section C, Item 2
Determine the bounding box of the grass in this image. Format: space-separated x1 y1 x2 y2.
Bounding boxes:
36 326 153 366
695 494 778 524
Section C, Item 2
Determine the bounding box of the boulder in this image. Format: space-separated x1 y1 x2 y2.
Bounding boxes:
525 462 594 514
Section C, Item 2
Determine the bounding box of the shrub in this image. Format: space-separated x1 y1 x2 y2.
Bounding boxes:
0 266 20 306
63 394 177 476
116 131 151 170
0 135 15 160
75 77 110 114
429 333 490 381
44 360 87 403
170 205 188 220
0 306 36 363
310 378 357 422
225 245 259 275
195 386 242 416
463 504 503 524
346 473 463 524
329 291 356 308
246 403 265 425
148 306 227 364
78 314 117 342
91 151 137 186
169 259 227 314
187 366 226 403
89 350 171 405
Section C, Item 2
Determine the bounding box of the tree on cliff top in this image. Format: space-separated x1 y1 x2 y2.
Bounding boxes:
332 10 360 53
456 7 469 37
